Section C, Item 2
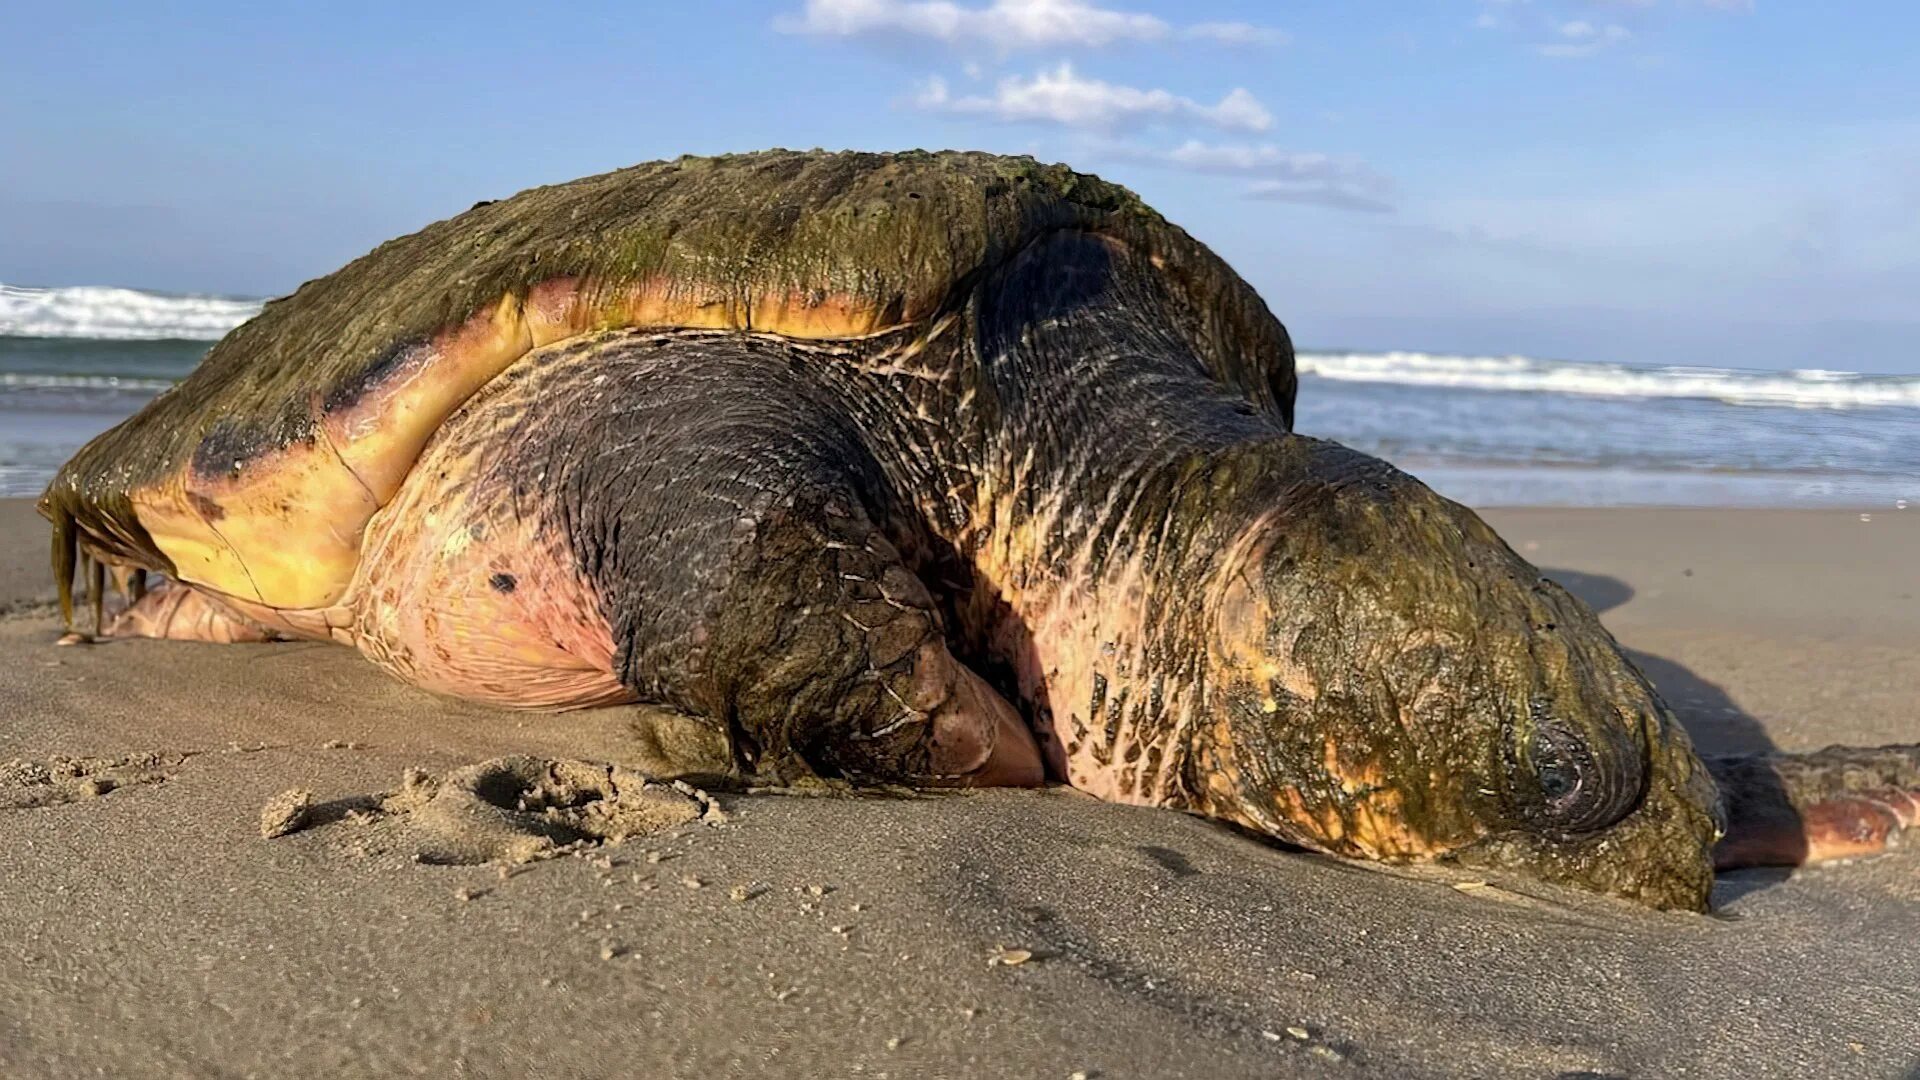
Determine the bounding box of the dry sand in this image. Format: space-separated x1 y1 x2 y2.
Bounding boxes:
0 497 1915 1079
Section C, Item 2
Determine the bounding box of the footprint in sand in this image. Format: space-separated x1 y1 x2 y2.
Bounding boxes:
0 752 183 809
263 756 723 866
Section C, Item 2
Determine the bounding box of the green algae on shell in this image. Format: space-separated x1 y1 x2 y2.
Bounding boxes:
39 149 1293 615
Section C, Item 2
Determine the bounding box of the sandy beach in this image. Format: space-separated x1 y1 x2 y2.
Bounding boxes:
1 497 1915 1079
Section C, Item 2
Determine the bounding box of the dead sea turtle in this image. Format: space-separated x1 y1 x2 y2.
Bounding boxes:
41 150 1918 910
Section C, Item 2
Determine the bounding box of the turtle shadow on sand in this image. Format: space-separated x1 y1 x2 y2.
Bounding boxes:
1542 567 1795 902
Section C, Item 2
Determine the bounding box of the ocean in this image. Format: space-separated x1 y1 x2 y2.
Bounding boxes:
3 283 1916 508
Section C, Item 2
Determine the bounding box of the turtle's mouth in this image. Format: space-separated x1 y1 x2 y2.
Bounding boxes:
1445 741 1723 912
1447 826 1713 912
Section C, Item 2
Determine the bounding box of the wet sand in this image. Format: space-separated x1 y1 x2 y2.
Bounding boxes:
0 498 1915 1079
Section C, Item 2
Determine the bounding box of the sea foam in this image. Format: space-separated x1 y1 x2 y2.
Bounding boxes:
1299 351 1920 410
5 282 1915 412
0 283 262 341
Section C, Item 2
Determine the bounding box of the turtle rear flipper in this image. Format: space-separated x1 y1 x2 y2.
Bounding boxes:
103 577 283 643
1709 745 1920 867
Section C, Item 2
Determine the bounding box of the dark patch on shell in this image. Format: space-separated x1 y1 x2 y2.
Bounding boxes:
186 492 226 522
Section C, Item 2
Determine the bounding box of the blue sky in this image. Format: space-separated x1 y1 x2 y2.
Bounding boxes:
3 1 1917 372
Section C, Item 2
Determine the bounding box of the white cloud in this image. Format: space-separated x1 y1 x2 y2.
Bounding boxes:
1535 19 1631 56
776 0 1284 51
1476 0 1747 54
1182 21 1290 47
1104 139 1397 213
914 65 1272 133
1244 181 1396 214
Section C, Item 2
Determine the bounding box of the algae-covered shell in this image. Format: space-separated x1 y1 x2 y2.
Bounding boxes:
42 149 1293 614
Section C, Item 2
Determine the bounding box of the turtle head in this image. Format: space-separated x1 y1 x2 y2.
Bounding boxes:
1190 439 1722 910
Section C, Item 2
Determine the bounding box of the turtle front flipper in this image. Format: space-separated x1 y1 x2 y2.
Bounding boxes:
1708 745 1920 867
347 329 1041 788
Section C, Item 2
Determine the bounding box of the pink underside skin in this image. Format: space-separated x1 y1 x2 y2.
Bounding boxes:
1801 792 1920 860
969 513 1201 805
338 437 634 713
119 475 628 711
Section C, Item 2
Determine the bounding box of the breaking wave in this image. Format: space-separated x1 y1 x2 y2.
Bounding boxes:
5 282 1915 412
0 372 176 392
0 283 262 341
1299 350 1920 410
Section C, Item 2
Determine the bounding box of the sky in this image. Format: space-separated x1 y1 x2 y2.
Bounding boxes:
3 1 1917 373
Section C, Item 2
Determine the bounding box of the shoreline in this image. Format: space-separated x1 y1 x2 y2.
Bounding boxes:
5 407 1914 509
1 499 1916 1077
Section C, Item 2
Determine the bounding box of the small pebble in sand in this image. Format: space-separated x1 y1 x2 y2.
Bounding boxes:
1309 1046 1344 1062
258 789 314 839
681 875 704 889
849 902 864 912
729 885 754 902
600 944 623 961
1285 1026 1311 1041
645 851 666 864
988 947 1034 967
886 1036 905 1050
807 884 829 898
55 632 90 647
455 887 476 902
1260 1030 1281 1042
1860 514 1873 523
1452 879 1490 892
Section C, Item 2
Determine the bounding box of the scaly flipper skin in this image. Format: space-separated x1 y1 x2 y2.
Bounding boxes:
347 330 1040 787
40 150 1916 910
1709 746 1920 867
105 578 281 644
